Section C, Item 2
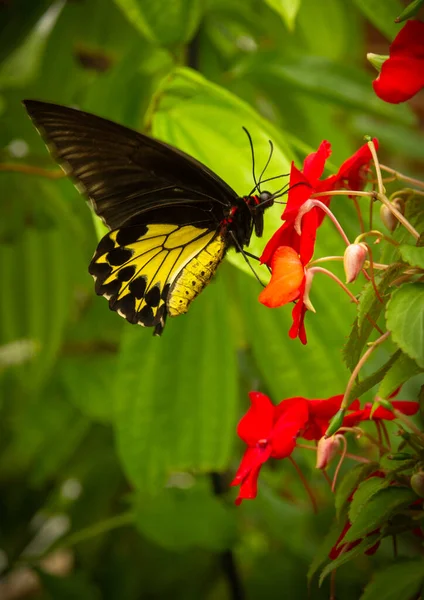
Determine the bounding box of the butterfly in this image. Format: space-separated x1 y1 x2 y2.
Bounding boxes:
23 100 276 335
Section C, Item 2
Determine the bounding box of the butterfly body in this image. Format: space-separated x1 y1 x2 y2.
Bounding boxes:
23 100 273 334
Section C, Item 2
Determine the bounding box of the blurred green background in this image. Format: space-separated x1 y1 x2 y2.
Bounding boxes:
0 0 423 598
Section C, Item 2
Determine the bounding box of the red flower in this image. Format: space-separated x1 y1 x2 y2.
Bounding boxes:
258 140 377 343
231 392 309 504
329 521 381 560
329 472 385 559
373 20 424 103
301 395 359 440
343 400 419 428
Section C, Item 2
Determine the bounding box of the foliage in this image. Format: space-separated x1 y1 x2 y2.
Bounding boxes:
0 0 423 599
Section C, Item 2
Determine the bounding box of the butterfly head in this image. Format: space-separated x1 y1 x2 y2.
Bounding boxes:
246 190 274 237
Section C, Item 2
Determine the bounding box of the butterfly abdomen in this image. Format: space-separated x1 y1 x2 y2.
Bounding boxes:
167 235 226 316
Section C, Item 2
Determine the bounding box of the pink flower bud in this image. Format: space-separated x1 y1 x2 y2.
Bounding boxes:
343 243 368 283
316 435 343 469
380 198 404 232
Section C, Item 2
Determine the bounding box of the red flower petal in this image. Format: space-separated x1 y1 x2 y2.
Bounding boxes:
374 57 424 103
303 140 332 182
270 397 309 458
288 282 308 344
373 20 424 103
231 446 271 505
259 247 305 308
334 139 378 191
237 392 275 445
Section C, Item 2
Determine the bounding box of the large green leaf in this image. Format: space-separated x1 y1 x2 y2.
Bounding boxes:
360 559 424 600
114 276 238 493
134 483 237 551
242 56 414 126
352 0 403 39
386 283 424 368
265 0 301 30
344 486 417 542
113 0 202 46
151 66 294 277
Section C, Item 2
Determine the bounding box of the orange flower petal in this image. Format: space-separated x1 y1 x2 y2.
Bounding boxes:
259 246 304 308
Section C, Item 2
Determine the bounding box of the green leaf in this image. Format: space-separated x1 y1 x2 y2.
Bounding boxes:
134 484 237 551
349 350 401 400
395 0 424 22
308 513 348 584
358 263 403 329
379 351 422 398
114 276 238 493
399 244 424 269
352 0 403 39
59 355 117 424
0 1 63 89
235 265 351 400
319 532 381 585
349 476 390 522
113 0 202 45
0 0 54 65
360 559 424 600
344 486 417 542
264 0 301 30
242 55 414 126
151 66 293 277
344 263 404 372
386 283 424 368
335 462 380 519
37 569 101 600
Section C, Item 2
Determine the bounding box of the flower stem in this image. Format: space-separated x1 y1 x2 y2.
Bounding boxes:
308 267 359 304
28 512 134 560
393 410 424 442
288 456 318 513
368 140 384 196
0 162 65 179
380 165 424 190
300 199 351 246
354 230 399 247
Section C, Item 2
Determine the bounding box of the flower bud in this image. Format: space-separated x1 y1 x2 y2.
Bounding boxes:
316 435 343 469
411 472 424 498
366 52 389 72
380 198 404 232
343 243 368 283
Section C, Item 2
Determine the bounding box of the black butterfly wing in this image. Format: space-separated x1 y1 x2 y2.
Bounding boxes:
23 100 243 334
23 100 239 229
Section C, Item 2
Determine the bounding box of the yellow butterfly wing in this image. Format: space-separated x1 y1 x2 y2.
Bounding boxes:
89 222 226 335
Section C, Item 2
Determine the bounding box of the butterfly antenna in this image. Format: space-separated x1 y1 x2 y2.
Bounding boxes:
243 127 259 195
257 140 274 191
229 231 266 287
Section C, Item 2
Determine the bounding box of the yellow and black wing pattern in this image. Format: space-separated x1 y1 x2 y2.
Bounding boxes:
89 222 226 334
23 100 269 334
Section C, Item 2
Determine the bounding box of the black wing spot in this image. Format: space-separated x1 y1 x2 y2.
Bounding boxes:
129 276 147 299
115 294 136 323
161 283 170 301
117 224 149 246
145 286 161 307
99 279 121 298
138 305 155 326
107 247 133 266
89 261 112 278
117 265 136 281
96 235 115 255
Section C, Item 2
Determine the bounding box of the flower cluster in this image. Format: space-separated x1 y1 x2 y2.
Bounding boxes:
231 391 418 505
258 139 377 344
